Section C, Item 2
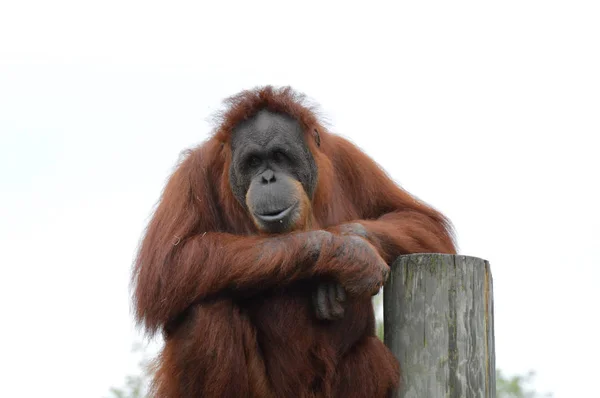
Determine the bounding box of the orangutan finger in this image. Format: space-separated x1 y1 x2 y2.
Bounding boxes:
328 283 345 319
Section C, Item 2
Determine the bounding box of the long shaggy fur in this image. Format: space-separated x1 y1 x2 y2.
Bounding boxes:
132 86 456 397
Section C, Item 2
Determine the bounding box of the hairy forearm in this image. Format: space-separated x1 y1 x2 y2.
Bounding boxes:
183 230 329 295
135 230 334 331
136 227 390 332
330 210 456 263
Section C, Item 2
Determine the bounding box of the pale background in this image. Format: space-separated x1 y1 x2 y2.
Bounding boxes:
1 1 598 397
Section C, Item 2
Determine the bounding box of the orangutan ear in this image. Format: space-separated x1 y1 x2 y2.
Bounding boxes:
313 129 321 147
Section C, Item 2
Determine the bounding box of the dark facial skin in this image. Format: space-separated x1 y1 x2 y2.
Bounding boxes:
229 110 318 233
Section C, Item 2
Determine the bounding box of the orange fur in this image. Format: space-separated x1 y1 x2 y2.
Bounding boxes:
133 86 456 397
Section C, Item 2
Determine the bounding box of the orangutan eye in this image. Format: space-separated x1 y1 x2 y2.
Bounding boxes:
247 155 262 168
272 150 287 163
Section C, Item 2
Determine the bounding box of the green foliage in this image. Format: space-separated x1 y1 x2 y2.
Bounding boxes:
376 319 384 341
106 374 147 398
106 343 151 398
496 369 552 398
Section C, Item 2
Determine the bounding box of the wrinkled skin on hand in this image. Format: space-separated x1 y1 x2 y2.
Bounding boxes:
313 224 385 321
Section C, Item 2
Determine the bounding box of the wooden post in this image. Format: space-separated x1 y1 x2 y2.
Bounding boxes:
384 254 495 398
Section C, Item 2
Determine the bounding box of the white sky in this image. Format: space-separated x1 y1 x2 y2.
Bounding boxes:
1 1 598 397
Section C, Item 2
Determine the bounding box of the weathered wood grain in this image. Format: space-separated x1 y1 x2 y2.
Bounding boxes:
384 254 495 398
